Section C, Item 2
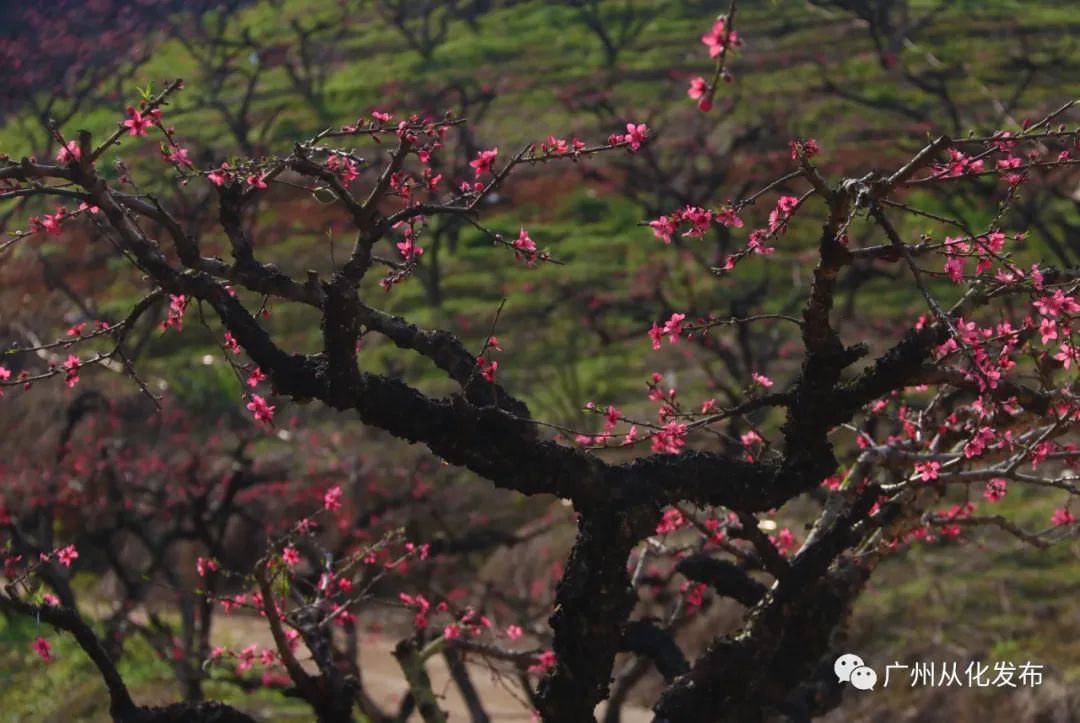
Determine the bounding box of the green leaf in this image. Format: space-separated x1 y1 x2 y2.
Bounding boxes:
275 567 291 599
312 187 337 204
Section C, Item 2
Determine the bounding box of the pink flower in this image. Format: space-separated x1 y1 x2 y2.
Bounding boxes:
963 427 996 459
1039 318 1058 345
603 405 620 431
715 207 743 228
677 582 704 610
1034 290 1080 318
246 395 276 425
651 421 688 455
396 236 424 262
247 174 268 189
1028 438 1053 467
326 155 359 183
323 485 343 511
166 146 193 169
623 123 648 152
774 528 796 555
740 430 763 447
661 313 687 344
284 629 300 651
656 507 685 535
649 215 677 244
701 17 740 58
224 332 241 354
32 637 54 663
123 106 154 136
39 209 65 236
789 138 819 160
992 131 1016 152
542 135 570 155
246 368 266 388
984 230 1006 252
372 111 392 124
196 557 220 577
56 140 81 164
983 479 1007 503
161 294 188 332
688 76 709 104
282 546 301 566
56 544 78 567
513 227 538 265
680 205 713 238
506 625 523 640
752 372 773 388
529 650 556 674
1051 508 1075 526
939 148 984 177
768 195 799 234
648 322 664 350
944 256 966 283
207 163 232 186
400 593 432 629
1055 343 1075 369
914 460 940 482
747 233 774 256
476 357 498 383
469 148 498 178
236 644 257 672
62 355 80 388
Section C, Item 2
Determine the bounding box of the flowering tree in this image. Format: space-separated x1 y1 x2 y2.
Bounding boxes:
1 4 1079 723
563 0 660 69
0 0 175 154
2 392 557 722
374 0 463 63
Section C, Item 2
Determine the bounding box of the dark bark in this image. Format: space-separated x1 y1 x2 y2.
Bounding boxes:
537 508 654 722
675 556 767 607
620 620 689 682
444 647 491 723
4 90 1073 723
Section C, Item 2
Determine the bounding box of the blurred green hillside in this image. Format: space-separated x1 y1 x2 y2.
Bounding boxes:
5 0 1078 427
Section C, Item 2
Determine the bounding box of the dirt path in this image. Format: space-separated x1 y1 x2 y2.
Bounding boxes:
214 613 653 722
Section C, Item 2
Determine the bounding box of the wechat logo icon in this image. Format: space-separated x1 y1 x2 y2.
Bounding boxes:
835 653 877 691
